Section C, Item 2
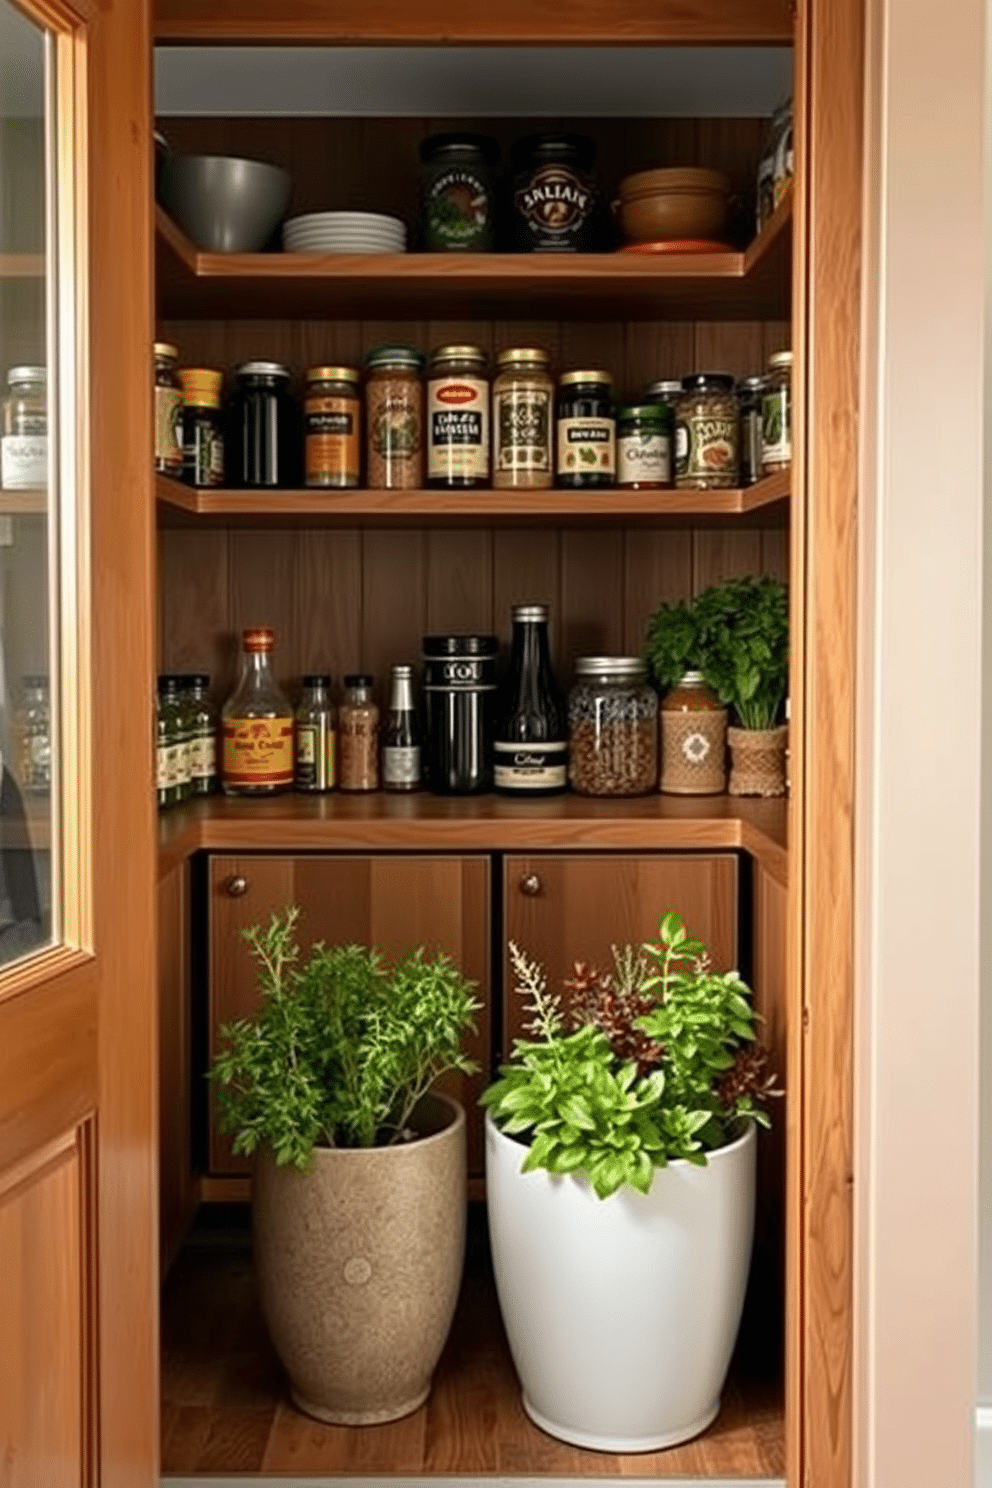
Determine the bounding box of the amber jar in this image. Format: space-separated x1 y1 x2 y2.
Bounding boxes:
338 673 380 791
492 348 554 489
660 671 727 795
304 366 361 489
674 373 739 490
365 346 425 490
154 342 183 477
427 345 489 488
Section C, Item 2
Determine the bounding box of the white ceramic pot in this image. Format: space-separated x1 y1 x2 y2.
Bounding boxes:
485 1111 756 1452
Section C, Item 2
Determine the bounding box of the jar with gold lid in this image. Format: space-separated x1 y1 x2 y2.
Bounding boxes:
304 366 361 489
492 347 554 490
556 369 615 489
178 367 225 487
427 345 489 488
660 670 727 795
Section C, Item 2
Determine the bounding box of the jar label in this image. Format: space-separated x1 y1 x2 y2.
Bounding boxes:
185 424 225 487
222 717 294 786
305 395 360 485
155 386 183 473
156 745 170 791
494 740 568 790
676 413 738 482
165 741 181 788
514 165 594 249
383 744 421 785
427 377 489 479
495 389 551 472
190 732 217 780
618 431 671 486
1 434 48 489
367 384 423 488
425 168 493 250
761 388 791 467
557 417 615 478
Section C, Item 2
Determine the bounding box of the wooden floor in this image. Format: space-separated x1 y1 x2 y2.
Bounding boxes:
161 1207 785 1478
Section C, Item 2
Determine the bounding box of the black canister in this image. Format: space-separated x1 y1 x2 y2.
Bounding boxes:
422 634 499 794
419 133 498 252
229 361 301 487
510 134 598 252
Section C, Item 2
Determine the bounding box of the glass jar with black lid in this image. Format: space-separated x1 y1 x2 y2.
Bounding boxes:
511 134 598 252
228 361 301 488
419 133 498 252
422 634 499 794
556 370 615 488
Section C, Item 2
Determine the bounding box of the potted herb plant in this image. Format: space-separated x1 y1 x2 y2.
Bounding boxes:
210 907 480 1426
644 596 729 794
482 912 779 1452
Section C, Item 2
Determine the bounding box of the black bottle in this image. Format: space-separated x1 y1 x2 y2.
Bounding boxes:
494 603 568 795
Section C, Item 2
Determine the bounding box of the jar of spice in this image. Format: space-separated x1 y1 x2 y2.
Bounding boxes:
1 367 47 490
675 373 739 490
422 634 499 794
511 134 598 252
762 350 793 474
645 379 683 416
178 368 225 488
492 347 554 490
568 657 658 796
556 370 615 488
419 133 498 252
737 375 766 487
295 674 336 792
154 344 183 478
229 362 300 488
338 674 379 791
365 346 425 490
660 671 727 795
427 344 490 488
304 366 361 489
617 403 673 489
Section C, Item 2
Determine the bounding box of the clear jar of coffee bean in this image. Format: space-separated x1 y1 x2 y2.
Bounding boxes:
567 657 658 796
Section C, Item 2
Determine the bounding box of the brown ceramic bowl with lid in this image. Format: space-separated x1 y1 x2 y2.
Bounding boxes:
614 167 730 245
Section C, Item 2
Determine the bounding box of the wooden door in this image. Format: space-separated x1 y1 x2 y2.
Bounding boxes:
207 853 491 1176
0 0 156 1481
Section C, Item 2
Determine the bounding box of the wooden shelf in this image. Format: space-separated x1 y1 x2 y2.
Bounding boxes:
157 790 788 884
156 467 790 527
0 254 44 280
155 190 792 322
0 489 46 515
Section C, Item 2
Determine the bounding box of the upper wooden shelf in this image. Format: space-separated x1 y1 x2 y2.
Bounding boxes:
0 490 46 515
155 191 792 323
154 0 793 45
0 254 44 280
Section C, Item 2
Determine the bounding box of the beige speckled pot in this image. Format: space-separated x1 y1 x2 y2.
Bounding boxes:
253 1093 466 1425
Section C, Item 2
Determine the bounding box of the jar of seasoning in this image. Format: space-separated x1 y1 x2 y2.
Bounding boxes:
422 634 499 794
338 674 379 791
154 343 183 478
511 134 598 252
675 373 739 490
645 379 683 416
295 674 336 793
178 368 225 488
365 346 425 490
660 671 727 796
737 375 766 487
229 362 301 488
304 366 361 489
556 370 615 488
568 657 658 797
419 133 498 252
762 350 793 474
617 403 673 489
427 345 489 488
1 367 47 490
492 348 554 490
181 673 219 796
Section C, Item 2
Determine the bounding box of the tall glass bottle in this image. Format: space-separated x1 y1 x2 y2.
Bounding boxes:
295 674 336 793
221 628 294 796
382 664 421 792
494 603 567 795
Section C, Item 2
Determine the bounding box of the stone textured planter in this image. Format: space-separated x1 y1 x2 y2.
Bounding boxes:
727 723 788 797
254 1093 466 1425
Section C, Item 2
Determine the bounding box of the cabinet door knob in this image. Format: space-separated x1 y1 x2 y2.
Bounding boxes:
519 873 542 897
225 874 249 898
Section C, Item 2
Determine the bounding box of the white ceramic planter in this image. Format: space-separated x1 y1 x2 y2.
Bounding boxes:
485 1111 756 1452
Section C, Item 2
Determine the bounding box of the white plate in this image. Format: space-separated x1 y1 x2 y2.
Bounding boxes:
282 243 406 255
284 212 406 230
283 230 405 244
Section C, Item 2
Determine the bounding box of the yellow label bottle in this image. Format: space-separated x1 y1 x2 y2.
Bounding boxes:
221 628 294 794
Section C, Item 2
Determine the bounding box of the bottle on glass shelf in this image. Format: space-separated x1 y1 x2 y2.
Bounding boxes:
382 664 421 792
295 674 336 793
221 628 294 796
494 603 567 795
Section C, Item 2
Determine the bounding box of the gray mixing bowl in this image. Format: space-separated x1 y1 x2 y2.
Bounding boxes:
160 154 292 253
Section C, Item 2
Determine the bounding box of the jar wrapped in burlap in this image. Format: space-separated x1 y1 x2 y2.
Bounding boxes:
660 673 727 795
727 724 788 797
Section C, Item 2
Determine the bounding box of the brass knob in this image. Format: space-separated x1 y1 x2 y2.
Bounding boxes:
225 874 249 898
519 873 542 897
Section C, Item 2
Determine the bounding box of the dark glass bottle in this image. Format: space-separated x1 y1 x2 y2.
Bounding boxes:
494 604 567 795
229 362 301 488
382 664 421 792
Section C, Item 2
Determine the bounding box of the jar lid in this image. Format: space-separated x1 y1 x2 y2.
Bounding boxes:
511 603 548 622
496 347 550 368
391 663 413 677
157 673 184 690
7 365 46 386
645 379 683 400
511 133 596 169
574 656 646 680
183 673 210 689
422 634 499 658
178 368 223 405
680 669 705 684
306 365 361 383
419 132 499 166
235 361 290 380
430 344 487 366
680 372 735 393
618 402 670 422
559 369 613 388
242 627 275 652
153 342 178 360
344 672 374 688
768 350 793 369
365 344 425 372
302 672 332 687
737 375 766 391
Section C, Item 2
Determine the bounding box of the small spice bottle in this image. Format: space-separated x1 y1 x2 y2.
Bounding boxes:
338 674 380 791
492 347 554 490
304 366 361 489
365 346 425 490
181 673 219 795
427 345 490 488
382 664 421 792
221 629 294 796
295 674 336 793
556 370 615 489
568 657 658 796
154 343 183 478
178 368 225 488
419 133 498 252
660 671 727 796
2 367 47 491
617 403 673 489
761 350 793 474
675 373 739 490
737 375 766 487
15 674 51 794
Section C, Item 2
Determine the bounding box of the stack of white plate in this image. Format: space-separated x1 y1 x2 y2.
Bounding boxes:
282 212 407 255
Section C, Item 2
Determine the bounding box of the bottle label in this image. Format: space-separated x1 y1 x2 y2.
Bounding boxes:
514 165 594 249
155 386 183 474
305 395 360 486
427 377 489 480
557 417 615 478
156 744 170 791
494 739 568 790
675 413 737 482
223 717 294 786
761 387 791 467
165 741 181 788
190 731 217 780
1 433 48 489
618 431 671 486
176 737 191 786
495 388 551 472
295 720 336 790
383 744 421 786
185 424 225 487
425 167 493 250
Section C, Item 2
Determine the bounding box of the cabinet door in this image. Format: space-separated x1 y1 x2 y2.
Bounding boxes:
208 854 490 1176
502 853 738 1050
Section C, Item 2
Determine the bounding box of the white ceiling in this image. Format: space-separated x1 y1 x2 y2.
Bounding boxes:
155 45 792 118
